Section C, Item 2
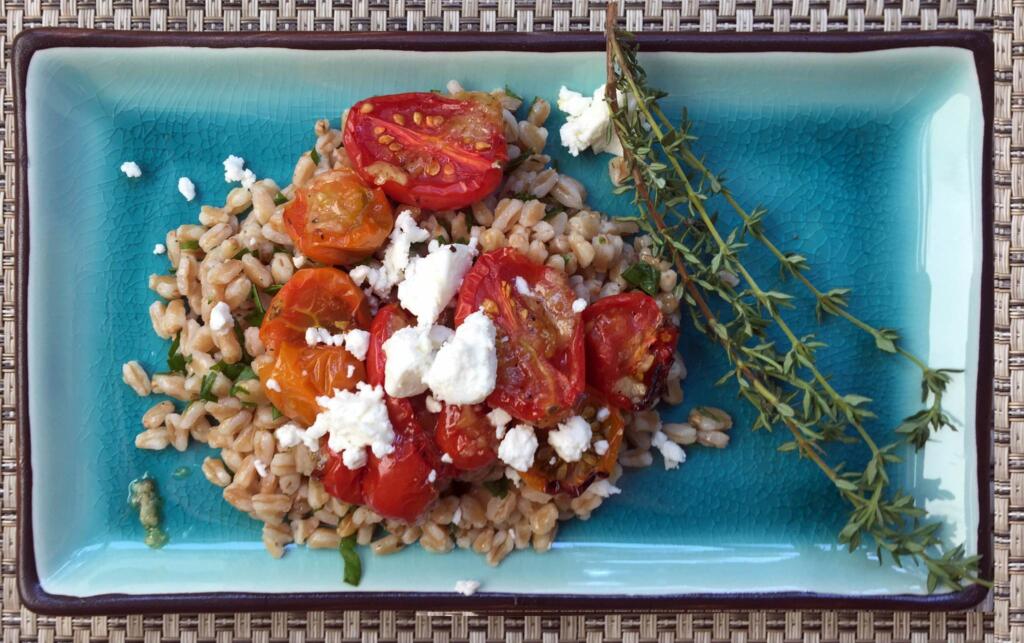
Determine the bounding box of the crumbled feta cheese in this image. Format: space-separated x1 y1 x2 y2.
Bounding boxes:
549 456 557 465
177 177 196 201
265 378 281 392
596 407 611 422
397 241 477 326
383 210 431 284
572 298 588 313
349 264 371 286
556 86 623 157
306 383 394 470
305 326 333 347
120 161 142 178
498 424 538 472
209 302 234 333
652 430 686 469
514 276 532 297
383 326 439 398
292 254 306 269
548 415 592 463
427 469 437 483
487 407 512 439
253 459 268 478
344 329 370 361
452 507 463 524
240 169 257 189
153 243 166 255
347 364 356 378
223 155 248 183
505 467 522 486
441 452 453 464
594 439 610 455
424 310 497 405
587 479 622 498
425 395 443 413
454 580 480 596
275 422 315 450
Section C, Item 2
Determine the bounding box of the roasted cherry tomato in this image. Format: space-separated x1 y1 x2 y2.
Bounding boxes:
455 248 585 427
521 391 625 497
362 428 441 523
260 267 371 352
435 403 498 471
317 443 366 505
343 92 508 211
582 292 679 411
257 342 365 426
283 168 394 266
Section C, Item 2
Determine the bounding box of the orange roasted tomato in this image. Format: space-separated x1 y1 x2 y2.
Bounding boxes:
283 168 394 266
260 267 371 352
520 391 625 497
582 292 678 411
343 92 508 211
435 403 498 471
454 248 585 427
257 342 365 426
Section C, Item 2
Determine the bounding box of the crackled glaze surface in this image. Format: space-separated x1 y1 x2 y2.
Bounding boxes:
26 45 983 597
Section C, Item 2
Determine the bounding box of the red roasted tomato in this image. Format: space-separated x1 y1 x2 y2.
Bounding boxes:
582 292 679 411
343 92 508 211
435 403 498 471
455 247 585 427
283 168 394 266
260 267 371 352
520 391 625 497
317 444 366 505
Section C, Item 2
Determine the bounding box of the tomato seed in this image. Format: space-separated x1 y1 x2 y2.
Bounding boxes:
360 103 374 114
392 114 406 125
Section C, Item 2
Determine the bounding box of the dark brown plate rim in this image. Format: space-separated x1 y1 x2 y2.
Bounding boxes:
12 27 994 615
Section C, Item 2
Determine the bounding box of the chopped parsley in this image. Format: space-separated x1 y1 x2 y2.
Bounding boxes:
621 261 660 296
339 534 362 586
310 148 321 165
273 192 289 206
483 478 511 498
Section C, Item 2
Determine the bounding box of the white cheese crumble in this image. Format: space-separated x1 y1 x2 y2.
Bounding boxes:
556 86 623 157
305 326 337 347
398 240 477 326
454 580 481 596
240 170 257 189
177 176 196 201
383 326 441 398
344 329 370 361
383 211 431 285
120 161 142 178
487 407 513 439
587 479 622 498
265 378 281 392
308 383 394 469
498 424 539 472
424 310 498 405
652 430 686 469
425 395 443 413
594 439 610 456
209 301 234 333
253 459 268 478
153 243 166 255
441 452 453 464
452 507 463 524
547 415 592 463
275 422 312 450
596 407 611 422
347 364 356 378
427 469 437 483
223 155 248 183
514 276 532 297
572 298 588 313
292 254 306 269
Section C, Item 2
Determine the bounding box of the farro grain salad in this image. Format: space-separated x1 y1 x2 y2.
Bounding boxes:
122 81 732 581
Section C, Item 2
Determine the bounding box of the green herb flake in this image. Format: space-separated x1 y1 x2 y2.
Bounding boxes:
273 192 290 206
271 406 283 420
128 475 168 549
178 239 200 251
233 248 252 260
310 148 322 165
503 85 523 102
265 284 283 294
621 261 660 296
199 371 219 402
172 466 192 479
167 333 188 374
339 534 362 586
246 284 267 327
229 366 258 397
483 478 510 499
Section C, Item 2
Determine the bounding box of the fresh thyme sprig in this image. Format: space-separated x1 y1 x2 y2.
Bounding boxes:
603 7 985 592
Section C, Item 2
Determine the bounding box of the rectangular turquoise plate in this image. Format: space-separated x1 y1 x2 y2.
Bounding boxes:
14 30 992 613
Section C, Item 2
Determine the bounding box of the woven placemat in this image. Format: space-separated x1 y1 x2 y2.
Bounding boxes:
0 0 1011 640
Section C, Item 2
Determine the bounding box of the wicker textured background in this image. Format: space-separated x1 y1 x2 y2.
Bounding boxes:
0 0 1010 640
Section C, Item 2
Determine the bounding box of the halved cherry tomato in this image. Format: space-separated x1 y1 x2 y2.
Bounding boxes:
260 267 371 352
257 343 365 426
583 292 679 411
435 403 498 471
455 248 585 427
362 428 440 523
521 391 625 497
317 443 366 505
343 92 508 211
283 168 394 266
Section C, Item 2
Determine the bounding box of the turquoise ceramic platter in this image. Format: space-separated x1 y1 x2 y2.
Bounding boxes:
14 31 992 613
